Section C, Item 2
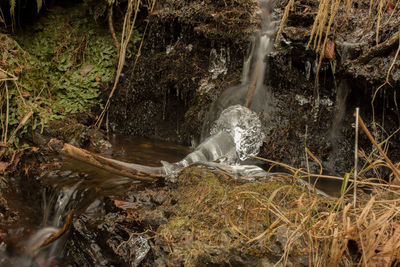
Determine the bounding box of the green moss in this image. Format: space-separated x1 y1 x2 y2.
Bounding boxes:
15 4 118 114
0 3 140 148
156 166 316 265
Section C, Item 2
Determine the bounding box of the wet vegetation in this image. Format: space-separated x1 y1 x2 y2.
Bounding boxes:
1 0 400 266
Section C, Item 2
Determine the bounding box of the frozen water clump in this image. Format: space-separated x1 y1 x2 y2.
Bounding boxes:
162 131 236 174
211 105 265 161
131 236 150 266
162 105 264 175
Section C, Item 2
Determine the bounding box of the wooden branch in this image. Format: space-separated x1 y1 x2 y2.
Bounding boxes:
354 30 400 64
60 143 164 182
108 7 120 59
32 209 75 251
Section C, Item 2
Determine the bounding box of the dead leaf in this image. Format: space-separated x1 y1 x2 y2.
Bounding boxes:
368 222 400 266
79 64 94 77
21 89 31 98
387 0 396 14
0 162 9 174
324 38 335 59
0 71 7 80
113 199 142 210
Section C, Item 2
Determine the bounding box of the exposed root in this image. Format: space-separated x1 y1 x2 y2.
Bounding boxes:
355 30 400 64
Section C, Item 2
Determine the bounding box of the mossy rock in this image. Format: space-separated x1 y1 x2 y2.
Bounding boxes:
156 166 315 266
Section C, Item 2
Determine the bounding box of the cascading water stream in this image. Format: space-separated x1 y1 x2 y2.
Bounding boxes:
201 0 274 141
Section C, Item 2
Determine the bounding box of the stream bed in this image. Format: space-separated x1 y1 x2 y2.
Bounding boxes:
0 135 190 266
1 133 342 266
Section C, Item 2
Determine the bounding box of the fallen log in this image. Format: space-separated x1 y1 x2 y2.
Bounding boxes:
60 143 165 182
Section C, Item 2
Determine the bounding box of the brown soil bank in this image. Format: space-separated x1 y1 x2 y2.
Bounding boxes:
109 0 400 176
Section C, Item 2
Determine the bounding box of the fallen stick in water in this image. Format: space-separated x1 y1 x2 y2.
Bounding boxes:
60 143 164 182
32 209 75 251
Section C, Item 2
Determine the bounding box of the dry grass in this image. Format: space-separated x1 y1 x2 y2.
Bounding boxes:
156 160 400 266
155 113 400 266
277 0 399 104
277 0 393 54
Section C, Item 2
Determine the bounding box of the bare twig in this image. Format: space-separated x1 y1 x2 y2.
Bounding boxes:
108 7 120 59
355 30 400 64
371 33 400 124
32 209 75 251
60 143 162 182
96 0 141 129
7 111 33 145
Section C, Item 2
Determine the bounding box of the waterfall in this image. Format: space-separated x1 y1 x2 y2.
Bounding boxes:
201 0 274 141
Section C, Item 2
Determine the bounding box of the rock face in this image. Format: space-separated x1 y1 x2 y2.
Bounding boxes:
108 0 258 144
109 0 400 176
263 1 400 175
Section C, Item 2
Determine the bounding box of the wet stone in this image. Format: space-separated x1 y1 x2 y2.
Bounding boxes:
151 191 168 205
58 170 72 177
142 210 168 229
67 172 80 179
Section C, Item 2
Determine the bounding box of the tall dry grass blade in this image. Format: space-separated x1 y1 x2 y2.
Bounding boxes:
341 172 351 197
306 147 323 175
252 156 400 189
4 82 9 143
275 0 295 41
330 228 341 266
354 107 360 207
358 114 400 183
357 196 375 226
344 0 352 21
96 0 141 129
375 0 385 45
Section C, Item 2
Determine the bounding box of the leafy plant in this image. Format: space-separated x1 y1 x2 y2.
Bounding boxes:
0 2 140 150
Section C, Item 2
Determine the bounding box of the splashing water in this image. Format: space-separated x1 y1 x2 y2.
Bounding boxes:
210 105 265 161
162 105 265 175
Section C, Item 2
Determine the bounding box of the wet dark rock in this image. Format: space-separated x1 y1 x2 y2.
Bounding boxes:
151 190 168 205
142 209 168 229
104 0 400 178
66 211 153 266
282 26 310 43
59 170 72 177
108 0 258 144
29 118 112 154
85 129 112 154
67 218 110 266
